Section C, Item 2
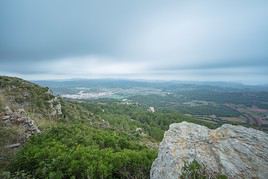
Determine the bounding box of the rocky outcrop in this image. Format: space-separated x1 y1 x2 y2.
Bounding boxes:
48 97 62 116
151 122 268 179
1 106 40 142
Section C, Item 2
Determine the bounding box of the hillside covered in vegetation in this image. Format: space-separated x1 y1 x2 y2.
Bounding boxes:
1 76 222 178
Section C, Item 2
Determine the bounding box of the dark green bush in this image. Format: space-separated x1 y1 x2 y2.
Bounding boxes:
8 124 157 179
180 160 228 179
1 170 33 179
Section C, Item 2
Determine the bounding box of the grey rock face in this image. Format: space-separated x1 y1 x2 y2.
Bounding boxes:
48 97 62 116
150 122 268 179
1 106 40 141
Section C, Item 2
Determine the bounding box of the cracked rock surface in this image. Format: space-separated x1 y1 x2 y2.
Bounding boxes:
1 106 40 142
150 122 268 179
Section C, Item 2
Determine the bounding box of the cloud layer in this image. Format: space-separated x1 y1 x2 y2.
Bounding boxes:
0 0 268 84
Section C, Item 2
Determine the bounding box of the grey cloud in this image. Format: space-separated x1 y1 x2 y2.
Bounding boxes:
0 0 164 60
0 0 268 84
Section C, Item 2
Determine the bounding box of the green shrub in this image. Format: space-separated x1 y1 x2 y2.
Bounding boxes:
8 124 157 179
1 170 33 179
180 160 228 179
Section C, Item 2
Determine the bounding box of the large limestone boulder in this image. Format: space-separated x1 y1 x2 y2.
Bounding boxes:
151 122 268 179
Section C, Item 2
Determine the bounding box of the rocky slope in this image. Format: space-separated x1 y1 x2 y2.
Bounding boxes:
151 122 268 179
0 76 110 149
0 76 64 170
0 76 62 143
2 106 40 143
0 76 62 117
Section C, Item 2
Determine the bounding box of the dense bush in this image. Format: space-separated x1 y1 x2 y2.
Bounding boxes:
8 124 157 179
180 160 227 179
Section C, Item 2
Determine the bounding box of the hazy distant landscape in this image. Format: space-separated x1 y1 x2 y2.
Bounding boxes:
36 80 268 132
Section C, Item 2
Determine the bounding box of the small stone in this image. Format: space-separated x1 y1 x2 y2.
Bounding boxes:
4 106 12 114
148 106 155 113
5 143 21 148
2 115 10 120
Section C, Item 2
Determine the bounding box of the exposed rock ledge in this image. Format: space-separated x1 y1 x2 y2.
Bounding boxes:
1 106 40 142
150 122 268 179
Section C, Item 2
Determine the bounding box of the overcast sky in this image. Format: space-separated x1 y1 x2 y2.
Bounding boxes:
0 0 268 84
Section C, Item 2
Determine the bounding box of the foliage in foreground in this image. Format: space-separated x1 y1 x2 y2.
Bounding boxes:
181 160 228 179
6 124 157 179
